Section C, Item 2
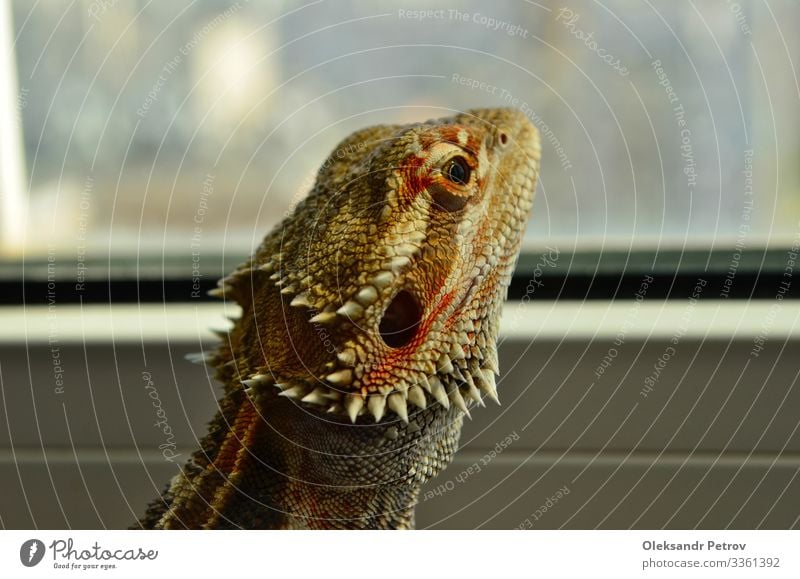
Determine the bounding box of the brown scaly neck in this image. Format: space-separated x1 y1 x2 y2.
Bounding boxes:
142 380 463 529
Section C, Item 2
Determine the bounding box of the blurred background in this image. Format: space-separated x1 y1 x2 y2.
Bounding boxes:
4 0 799 258
0 0 798 529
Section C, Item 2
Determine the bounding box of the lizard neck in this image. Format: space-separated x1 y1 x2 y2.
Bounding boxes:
148 387 463 529
271 476 422 530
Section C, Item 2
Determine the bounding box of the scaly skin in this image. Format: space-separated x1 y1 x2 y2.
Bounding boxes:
137 108 540 529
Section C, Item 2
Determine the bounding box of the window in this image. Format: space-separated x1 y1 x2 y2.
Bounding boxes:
3 0 797 270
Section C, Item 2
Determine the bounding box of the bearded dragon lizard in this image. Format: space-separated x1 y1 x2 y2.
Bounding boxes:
136 108 540 529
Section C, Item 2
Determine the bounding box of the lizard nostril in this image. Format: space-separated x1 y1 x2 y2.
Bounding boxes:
498 131 508 146
379 289 422 348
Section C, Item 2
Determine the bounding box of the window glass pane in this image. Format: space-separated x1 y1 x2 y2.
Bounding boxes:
6 0 799 261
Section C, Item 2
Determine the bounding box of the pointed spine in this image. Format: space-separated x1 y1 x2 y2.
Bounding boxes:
477 369 499 404
345 393 364 423
449 386 471 418
336 300 364 319
407 385 427 410
241 374 271 389
310 311 337 324
326 369 353 386
367 395 387 422
278 385 308 400
429 377 449 409
387 392 409 424
290 292 312 307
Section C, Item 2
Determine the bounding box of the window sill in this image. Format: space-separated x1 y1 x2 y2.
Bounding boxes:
2 300 796 344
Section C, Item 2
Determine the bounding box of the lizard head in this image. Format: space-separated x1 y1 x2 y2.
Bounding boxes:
216 108 540 425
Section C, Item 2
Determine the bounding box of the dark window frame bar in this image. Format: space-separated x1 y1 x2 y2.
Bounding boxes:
0 248 796 305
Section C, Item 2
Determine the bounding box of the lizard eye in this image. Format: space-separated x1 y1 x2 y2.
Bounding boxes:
443 156 471 185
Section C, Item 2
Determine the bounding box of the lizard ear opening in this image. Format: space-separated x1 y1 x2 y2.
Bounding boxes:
379 289 422 349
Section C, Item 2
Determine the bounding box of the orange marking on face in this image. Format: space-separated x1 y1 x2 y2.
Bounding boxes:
399 153 432 204
475 173 486 194
433 126 482 154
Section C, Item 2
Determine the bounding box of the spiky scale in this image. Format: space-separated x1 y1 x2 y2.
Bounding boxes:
336 348 357 367
290 293 312 307
336 300 364 319
450 342 465 361
437 354 454 375
484 345 500 374
367 395 387 422
407 385 427 410
241 374 270 389
417 374 432 393
278 385 307 400
326 369 353 386
309 311 337 324
456 331 471 346
462 372 485 407
429 377 449 409
387 392 409 424
477 369 500 405
449 386 471 418
345 394 364 423
301 388 330 406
